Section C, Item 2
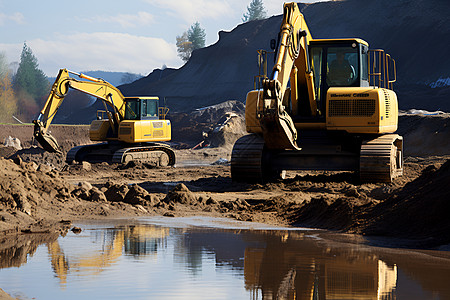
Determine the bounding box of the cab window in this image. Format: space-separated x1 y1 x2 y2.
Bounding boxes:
327 47 358 86
142 99 158 119
125 99 140 120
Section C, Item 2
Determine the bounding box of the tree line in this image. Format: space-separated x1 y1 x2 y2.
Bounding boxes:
0 43 49 123
176 0 267 62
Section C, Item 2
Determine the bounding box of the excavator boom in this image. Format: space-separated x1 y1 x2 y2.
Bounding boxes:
259 3 315 150
33 69 127 153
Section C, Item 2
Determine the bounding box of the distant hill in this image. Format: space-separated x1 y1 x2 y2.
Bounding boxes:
120 0 450 112
48 70 143 87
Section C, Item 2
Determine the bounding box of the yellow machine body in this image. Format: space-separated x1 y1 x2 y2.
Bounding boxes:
33 69 175 165
232 2 403 183
325 87 398 134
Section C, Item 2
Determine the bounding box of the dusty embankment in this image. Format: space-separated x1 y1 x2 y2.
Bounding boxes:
0 111 449 249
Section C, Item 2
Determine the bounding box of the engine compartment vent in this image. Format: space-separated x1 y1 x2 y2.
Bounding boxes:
329 99 376 117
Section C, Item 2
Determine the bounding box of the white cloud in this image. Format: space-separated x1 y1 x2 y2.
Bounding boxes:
0 32 183 76
80 11 155 28
0 12 25 25
144 0 234 24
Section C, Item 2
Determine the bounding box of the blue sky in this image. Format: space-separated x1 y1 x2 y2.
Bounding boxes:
0 0 322 77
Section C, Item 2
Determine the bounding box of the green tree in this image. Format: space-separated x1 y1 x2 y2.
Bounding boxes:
242 0 267 22
13 42 49 120
187 22 206 51
176 31 193 62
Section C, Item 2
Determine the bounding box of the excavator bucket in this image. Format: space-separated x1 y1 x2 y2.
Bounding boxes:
33 120 60 153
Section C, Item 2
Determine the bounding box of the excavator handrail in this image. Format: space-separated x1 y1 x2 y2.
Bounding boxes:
368 49 396 90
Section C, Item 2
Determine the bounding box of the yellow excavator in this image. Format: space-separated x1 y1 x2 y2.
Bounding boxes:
33 69 175 165
231 2 403 183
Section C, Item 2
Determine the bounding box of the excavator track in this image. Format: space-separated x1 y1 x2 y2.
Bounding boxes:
231 134 265 183
359 134 403 183
111 143 175 166
66 142 176 166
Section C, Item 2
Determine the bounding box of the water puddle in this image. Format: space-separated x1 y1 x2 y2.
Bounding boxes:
1 217 450 299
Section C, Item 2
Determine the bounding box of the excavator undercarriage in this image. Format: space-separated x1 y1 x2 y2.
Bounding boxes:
231 133 403 183
66 142 176 166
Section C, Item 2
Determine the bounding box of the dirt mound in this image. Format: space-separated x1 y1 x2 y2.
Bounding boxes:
397 112 450 156
163 183 198 205
358 159 450 245
0 157 75 232
9 146 67 169
170 100 245 147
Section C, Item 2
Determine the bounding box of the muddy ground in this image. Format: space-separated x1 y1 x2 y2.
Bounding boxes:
0 110 449 256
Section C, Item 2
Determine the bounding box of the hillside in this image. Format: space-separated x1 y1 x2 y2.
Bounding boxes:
120 0 450 113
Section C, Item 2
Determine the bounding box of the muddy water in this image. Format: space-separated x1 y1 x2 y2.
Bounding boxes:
1 217 450 300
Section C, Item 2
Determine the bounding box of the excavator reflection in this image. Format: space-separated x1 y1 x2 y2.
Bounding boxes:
45 224 397 298
46 225 169 286
243 231 397 300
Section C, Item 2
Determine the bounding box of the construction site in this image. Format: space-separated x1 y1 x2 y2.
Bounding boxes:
1 0 450 299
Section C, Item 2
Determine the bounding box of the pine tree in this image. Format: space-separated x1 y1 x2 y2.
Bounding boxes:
187 22 206 51
242 0 267 22
176 22 206 63
13 42 49 113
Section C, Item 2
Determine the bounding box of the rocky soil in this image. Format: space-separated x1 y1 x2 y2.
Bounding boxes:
0 108 449 251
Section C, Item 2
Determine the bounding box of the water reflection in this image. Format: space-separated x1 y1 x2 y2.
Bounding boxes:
1 218 450 300
48 224 169 285
242 232 398 300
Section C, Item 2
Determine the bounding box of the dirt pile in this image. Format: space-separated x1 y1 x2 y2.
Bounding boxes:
397 112 450 156
0 157 161 234
170 100 245 147
358 159 450 243
0 156 75 232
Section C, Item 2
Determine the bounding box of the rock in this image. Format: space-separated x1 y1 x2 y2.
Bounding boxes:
206 197 219 205
163 183 197 205
37 163 53 174
71 227 82 234
104 184 129 202
78 181 93 191
211 158 229 165
345 186 360 198
134 205 148 213
81 161 92 171
13 156 22 166
15 194 32 215
124 184 149 205
25 161 39 172
90 187 107 202
3 136 22 150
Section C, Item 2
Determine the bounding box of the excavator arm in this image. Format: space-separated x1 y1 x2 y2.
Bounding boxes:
33 68 127 153
260 3 315 150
